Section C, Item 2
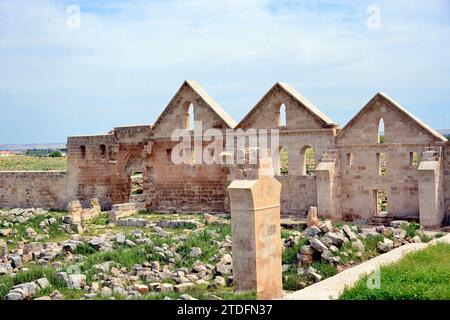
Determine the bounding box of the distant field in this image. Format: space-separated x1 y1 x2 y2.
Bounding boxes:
0 156 67 171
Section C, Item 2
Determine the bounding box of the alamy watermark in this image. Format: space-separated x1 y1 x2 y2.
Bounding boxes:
367 5 381 30
366 266 381 290
66 5 81 30
170 121 280 166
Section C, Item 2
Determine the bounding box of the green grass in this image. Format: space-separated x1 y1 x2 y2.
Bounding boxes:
0 155 67 171
402 222 421 238
282 238 308 265
176 229 219 267
279 147 315 176
2 212 67 249
0 265 85 300
340 243 450 300
138 286 256 300
338 234 384 264
89 212 110 226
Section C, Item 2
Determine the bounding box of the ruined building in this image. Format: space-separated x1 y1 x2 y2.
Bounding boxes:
0 81 449 228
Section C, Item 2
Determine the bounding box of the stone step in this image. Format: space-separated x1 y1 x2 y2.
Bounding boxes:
369 216 394 226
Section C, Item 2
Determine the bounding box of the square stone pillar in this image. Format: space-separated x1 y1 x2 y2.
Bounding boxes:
227 157 282 300
315 150 338 220
418 148 444 228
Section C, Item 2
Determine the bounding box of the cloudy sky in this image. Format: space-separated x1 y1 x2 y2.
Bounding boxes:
1 0 449 143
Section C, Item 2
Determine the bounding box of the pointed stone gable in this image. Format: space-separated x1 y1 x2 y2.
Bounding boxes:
152 80 237 137
236 82 337 130
336 92 447 144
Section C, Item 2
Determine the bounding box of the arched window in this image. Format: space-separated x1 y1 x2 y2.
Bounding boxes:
300 146 315 176
188 103 195 130
378 118 385 143
279 104 286 127
279 146 288 175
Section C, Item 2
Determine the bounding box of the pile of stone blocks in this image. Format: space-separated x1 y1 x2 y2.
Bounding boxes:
67 198 102 233
109 203 137 223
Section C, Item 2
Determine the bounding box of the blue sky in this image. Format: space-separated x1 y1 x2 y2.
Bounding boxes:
1 0 449 144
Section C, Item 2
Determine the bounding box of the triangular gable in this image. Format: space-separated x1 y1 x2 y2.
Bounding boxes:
336 92 447 142
236 82 337 129
152 80 237 131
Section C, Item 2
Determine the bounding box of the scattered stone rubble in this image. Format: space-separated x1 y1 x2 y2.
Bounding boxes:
0 211 238 300
0 206 437 300
283 217 427 285
0 208 47 224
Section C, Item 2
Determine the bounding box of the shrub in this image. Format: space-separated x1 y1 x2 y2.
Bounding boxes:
48 151 62 158
402 222 421 238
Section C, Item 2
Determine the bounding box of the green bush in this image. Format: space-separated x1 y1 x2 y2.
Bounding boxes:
402 222 421 238
48 151 62 158
282 238 308 265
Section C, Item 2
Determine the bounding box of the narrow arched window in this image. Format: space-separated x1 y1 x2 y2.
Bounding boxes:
378 118 385 143
279 104 286 127
188 103 195 130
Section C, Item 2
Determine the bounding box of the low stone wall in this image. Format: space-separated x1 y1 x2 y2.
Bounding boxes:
276 175 317 215
0 171 68 210
109 203 136 223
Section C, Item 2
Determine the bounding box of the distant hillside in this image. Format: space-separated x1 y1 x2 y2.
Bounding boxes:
438 129 450 137
0 143 66 151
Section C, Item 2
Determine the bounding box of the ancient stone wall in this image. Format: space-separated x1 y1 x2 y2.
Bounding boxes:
276 175 317 214
67 134 116 209
443 142 450 221
0 171 68 209
145 140 230 213
1 81 448 228
335 94 445 223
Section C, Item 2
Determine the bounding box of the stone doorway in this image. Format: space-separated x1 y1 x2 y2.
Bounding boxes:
124 155 145 211
374 189 388 217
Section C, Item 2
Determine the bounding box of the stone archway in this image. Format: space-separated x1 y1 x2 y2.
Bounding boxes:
111 147 144 205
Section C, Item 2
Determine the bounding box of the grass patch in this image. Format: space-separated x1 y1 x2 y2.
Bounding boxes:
176 230 218 266
340 243 450 300
0 265 85 300
282 238 308 265
4 213 67 248
401 222 421 238
89 212 110 226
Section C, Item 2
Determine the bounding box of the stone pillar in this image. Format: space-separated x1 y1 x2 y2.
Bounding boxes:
67 200 83 224
316 150 337 220
418 147 444 228
227 157 282 300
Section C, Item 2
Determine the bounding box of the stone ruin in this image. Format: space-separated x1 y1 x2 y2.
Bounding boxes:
0 80 449 228
67 198 102 233
228 156 282 299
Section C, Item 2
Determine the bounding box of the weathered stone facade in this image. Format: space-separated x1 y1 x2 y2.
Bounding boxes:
0 80 449 227
0 171 68 209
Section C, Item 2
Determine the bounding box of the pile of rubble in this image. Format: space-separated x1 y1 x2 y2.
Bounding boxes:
283 211 427 284
2 223 235 300
0 208 48 224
